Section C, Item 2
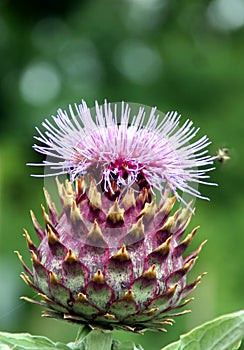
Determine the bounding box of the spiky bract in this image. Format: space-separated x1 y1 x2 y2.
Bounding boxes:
17 177 206 333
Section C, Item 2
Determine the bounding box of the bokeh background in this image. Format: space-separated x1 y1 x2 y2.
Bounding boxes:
0 0 243 349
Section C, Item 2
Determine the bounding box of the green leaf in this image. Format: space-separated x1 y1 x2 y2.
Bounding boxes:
0 330 145 350
0 332 70 350
162 310 244 350
232 341 242 350
112 340 145 350
67 326 90 350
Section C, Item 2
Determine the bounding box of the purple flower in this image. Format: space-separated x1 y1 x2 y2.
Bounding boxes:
30 100 216 204
19 100 217 332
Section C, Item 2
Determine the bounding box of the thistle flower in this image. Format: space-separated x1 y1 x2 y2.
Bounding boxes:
17 176 206 333
29 100 216 204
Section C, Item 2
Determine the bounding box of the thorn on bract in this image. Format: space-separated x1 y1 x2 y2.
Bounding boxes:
93 270 105 284
112 245 130 262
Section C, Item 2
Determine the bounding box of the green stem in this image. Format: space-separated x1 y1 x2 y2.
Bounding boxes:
85 329 113 350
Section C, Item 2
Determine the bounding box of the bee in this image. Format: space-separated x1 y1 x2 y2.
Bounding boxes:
216 148 230 164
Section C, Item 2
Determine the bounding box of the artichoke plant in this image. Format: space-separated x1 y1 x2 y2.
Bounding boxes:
16 100 216 338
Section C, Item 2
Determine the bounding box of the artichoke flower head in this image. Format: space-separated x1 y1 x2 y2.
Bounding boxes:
17 101 216 333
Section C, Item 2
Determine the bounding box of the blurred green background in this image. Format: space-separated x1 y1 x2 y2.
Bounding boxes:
0 0 243 349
